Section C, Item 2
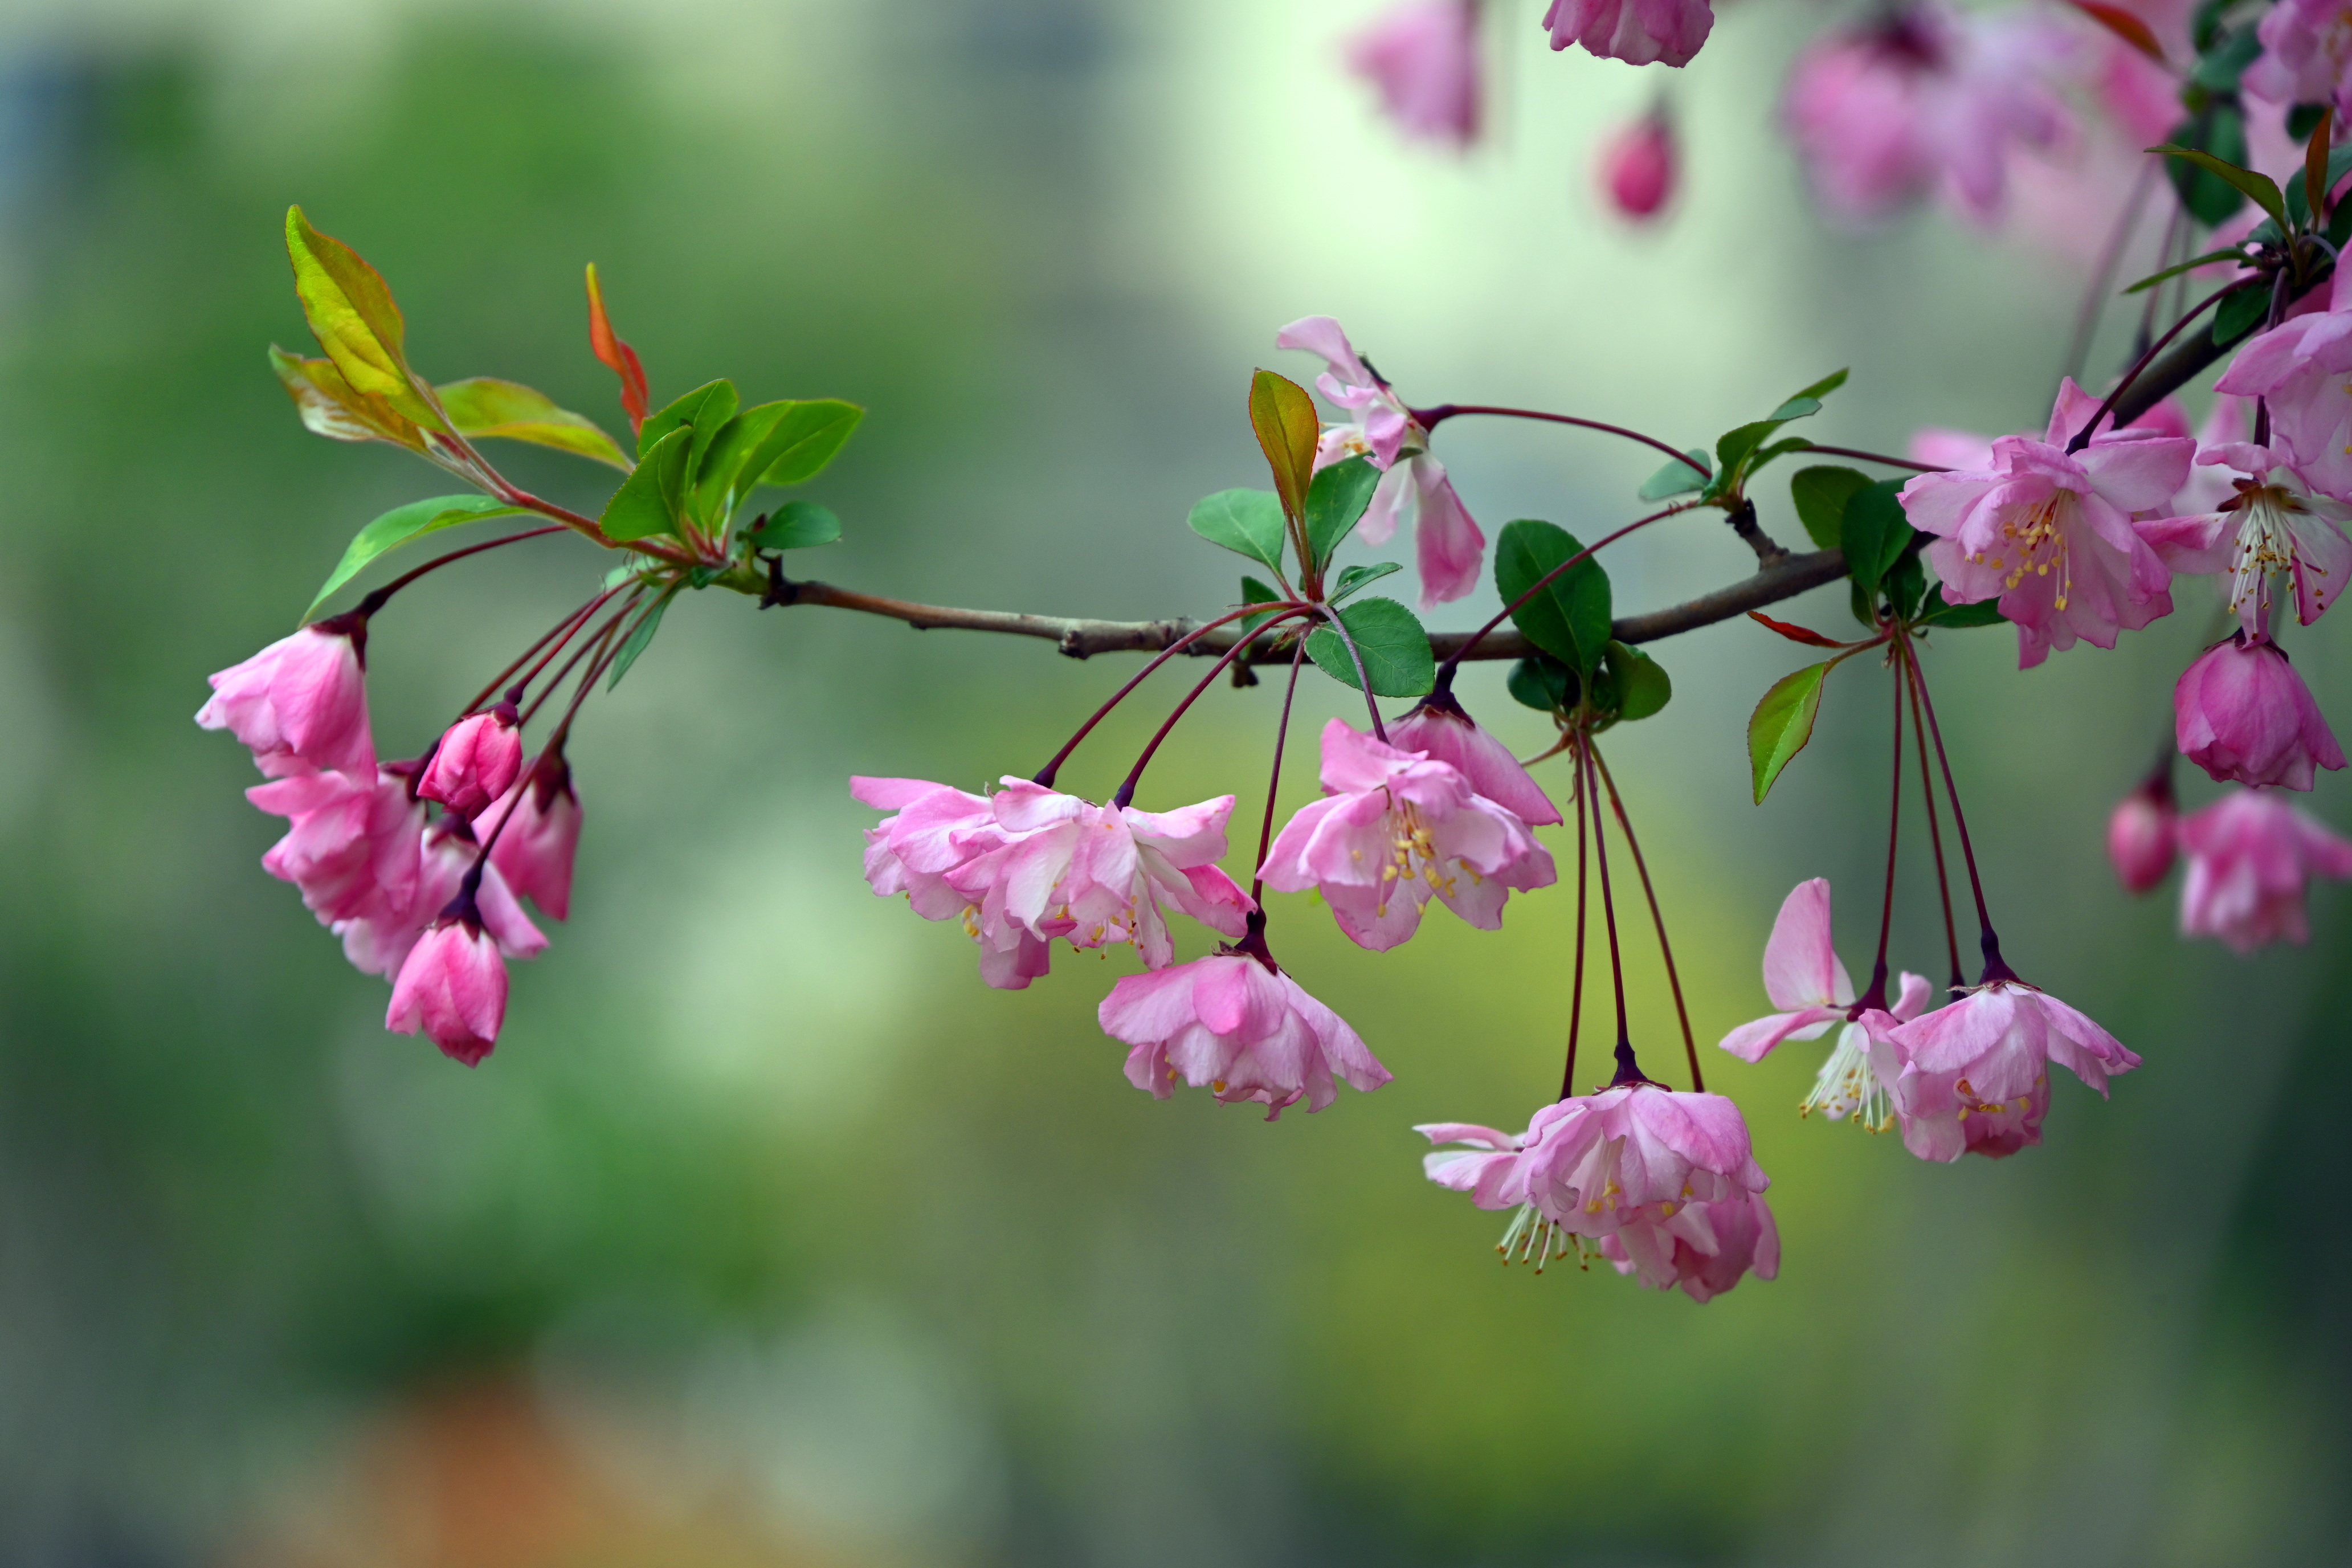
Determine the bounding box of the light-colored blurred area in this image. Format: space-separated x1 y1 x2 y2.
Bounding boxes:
0 0 2344 1563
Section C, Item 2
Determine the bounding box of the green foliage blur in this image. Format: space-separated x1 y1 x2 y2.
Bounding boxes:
0 2 2346 1563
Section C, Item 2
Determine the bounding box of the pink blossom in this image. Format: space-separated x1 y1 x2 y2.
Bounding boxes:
2141 446 2352 635
247 766 422 930
386 915 508 1067
1783 2 2079 225
2178 787 2352 951
334 815 546 981
2214 267 2352 504
2243 0 2352 117
477 753 583 921
196 620 374 779
2174 632 2346 791
1275 316 1411 468
852 775 1048 989
1261 718 1554 951
418 706 524 819
1881 978 2139 1162
1383 692 1563 827
1899 377 2191 668
1346 0 1480 148
2106 775 2177 893
1598 112 1676 218
1541 0 1714 69
1100 942 1390 1118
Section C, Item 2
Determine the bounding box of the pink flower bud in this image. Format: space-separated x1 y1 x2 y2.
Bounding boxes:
480 753 583 921
1598 113 1676 220
418 705 524 819
2174 634 2347 792
2105 779 2177 894
197 620 374 779
2178 787 2352 952
386 915 508 1066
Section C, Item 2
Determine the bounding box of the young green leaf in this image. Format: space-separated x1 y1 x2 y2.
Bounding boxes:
436 378 628 469
1748 662 1831 803
1249 369 1320 524
2213 284 2269 346
1916 586 2009 627
601 425 695 542
2121 247 2248 293
1329 561 1402 602
1188 489 1289 573
1305 455 1381 569
1506 654 1576 713
745 399 864 488
304 495 528 618
2159 108 2255 226
691 402 796 512
283 207 444 432
1238 575 1288 638
1886 548 1928 622
638 380 737 463
1639 448 1713 500
1494 518 1612 676
1840 479 1912 595
2151 140 2288 230
1305 597 1436 698
607 586 680 691
270 346 427 451
747 501 842 550
1604 640 1671 722
2187 27 2263 90
1789 464 1871 551
1713 371 1851 493
1784 368 1851 406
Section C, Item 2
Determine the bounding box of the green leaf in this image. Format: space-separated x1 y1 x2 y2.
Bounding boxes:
1494 519 1612 677
1785 368 1850 405
1639 448 1712 500
2213 285 2269 347
283 207 445 432
436 377 628 469
2159 109 2255 226
692 401 798 513
1330 561 1402 602
744 399 864 488
638 380 737 462
2289 101 2330 143
2151 139 2287 230
601 425 694 542
1238 575 1288 637
1188 488 1289 573
1604 640 1671 722
1748 662 1830 804
1916 586 2008 628
1305 455 1381 570
748 501 842 550
1250 369 1320 524
1886 548 1928 622
2123 248 2249 294
1840 479 1912 595
304 494 527 618
1790 465 1871 552
2187 26 2263 91
1712 371 1850 495
1506 654 1577 713
1305 597 1436 699
1742 437 1818 484
607 586 680 691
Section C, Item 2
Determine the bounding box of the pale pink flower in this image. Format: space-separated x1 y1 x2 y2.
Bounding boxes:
197 619 374 779
1383 692 1563 827
2141 445 2352 635
1899 378 2191 668
2214 266 2352 505
1100 941 1390 1118
1783 2 2079 225
1275 315 1411 467
1261 718 1554 951
1346 0 1480 148
477 753 583 921
386 915 508 1067
2174 632 2347 791
1598 112 1676 218
1881 977 2139 1162
2178 787 2352 951
1542 0 1714 69
2106 775 2177 893
2243 0 2352 117
418 706 523 819
851 775 1047 989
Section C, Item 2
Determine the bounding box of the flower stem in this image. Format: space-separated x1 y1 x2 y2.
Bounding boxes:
1316 603 1387 744
1034 601 1300 787
1590 744 1701 1092
346 525 568 620
1560 733 1589 1101
1902 638 2013 983
1408 403 1694 468
1440 502 1696 681
1112 612 1308 810
1580 739 1638 1081
465 587 619 718
519 592 642 728
2065 279 2246 454
1250 635 1312 905
1901 643 1963 991
1794 444 1946 474
1860 656 1905 1013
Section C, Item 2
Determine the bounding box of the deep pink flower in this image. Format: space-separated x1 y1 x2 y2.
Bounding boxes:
1598 111 1676 218
418 706 524 819
1100 944 1390 1118
1346 0 1480 148
2244 0 2352 117
2174 632 2346 791
2178 787 2352 951
247 766 422 930
852 775 1050 990
1542 0 1714 68
1783 2 2079 224
2214 267 2352 505
335 815 546 981
1881 978 2139 1162
1900 378 2191 668
1261 718 1554 951
386 915 508 1067
2141 446 2352 635
477 752 583 921
1383 692 1563 827
2105 777 2177 893
197 620 374 779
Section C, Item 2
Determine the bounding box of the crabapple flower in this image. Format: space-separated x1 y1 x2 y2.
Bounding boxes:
1541 0 1714 69
2178 787 2352 952
2244 0 2352 118
1881 977 2139 1162
478 752 583 920
1276 315 1411 467
2174 633 2346 791
1899 378 2191 668
418 705 524 819
1261 718 1554 951
334 815 546 981
2141 444 2352 635
1099 937 1390 1118
2214 267 2352 504
386 912 508 1067
852 776 1047 989
197 620 374 779
1346 0 1480 149
1598 111 1676 218
247 766 423 932
1384 692 1563 827
2106 775 2177 893
1783 2 2078 225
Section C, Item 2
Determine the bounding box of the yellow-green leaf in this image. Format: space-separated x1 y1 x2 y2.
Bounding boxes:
1748 662 1830 804
746 399 864 488
437 377 628 469
1249 369 1319 524
269 346 427 452
284 206 446 432
304 495 529 619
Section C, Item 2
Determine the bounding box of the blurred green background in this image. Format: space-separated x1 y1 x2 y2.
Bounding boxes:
0 0 2345 1563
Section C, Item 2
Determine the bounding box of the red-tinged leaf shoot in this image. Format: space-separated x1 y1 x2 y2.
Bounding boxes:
586 263 650 436
284 206 446 433
2069 0 2165 63
1746 611 1849 648
2309 105 2335 225
1249 369 1320 529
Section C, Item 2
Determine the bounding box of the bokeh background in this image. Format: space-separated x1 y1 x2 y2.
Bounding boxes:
0 0 2345 1563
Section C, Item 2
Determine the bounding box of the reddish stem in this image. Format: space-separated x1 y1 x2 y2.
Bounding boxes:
1561 734 1590 1101
1410 403 1694 469
1590 744 1701 1092
1250 636 1312 905
1442 503 1696 680
1112 612 1309 808
1036 600 1299 787
1903 643 1963 990
1902 638 2012 983
346 525 567 620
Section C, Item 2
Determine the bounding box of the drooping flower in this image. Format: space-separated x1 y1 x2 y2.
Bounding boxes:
1346 0 1481 149
418 705 524 819
2105 771 2177 893
1541 0 1714 69
1881 974 2139 1162
2140 443 2352 635
197 619 375 779
1383 689 1564 827
1899 378 2192 668
851 775 1048 989
1100 925 1390 1118
2213 266 2352 505
1598 109 1677 218
2243 0 2352 120
1261 718 1554 951
2178 787 2352 952
2174 632 2346 791
478 750 584 920
386 911 508 1067
1275 315 1485 607
334 814 546 981
247 766 423 933
1783 1 2079 225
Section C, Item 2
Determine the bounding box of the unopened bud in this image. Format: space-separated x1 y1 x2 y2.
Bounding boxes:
2106 784 2175 894
1599 112 1676 220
